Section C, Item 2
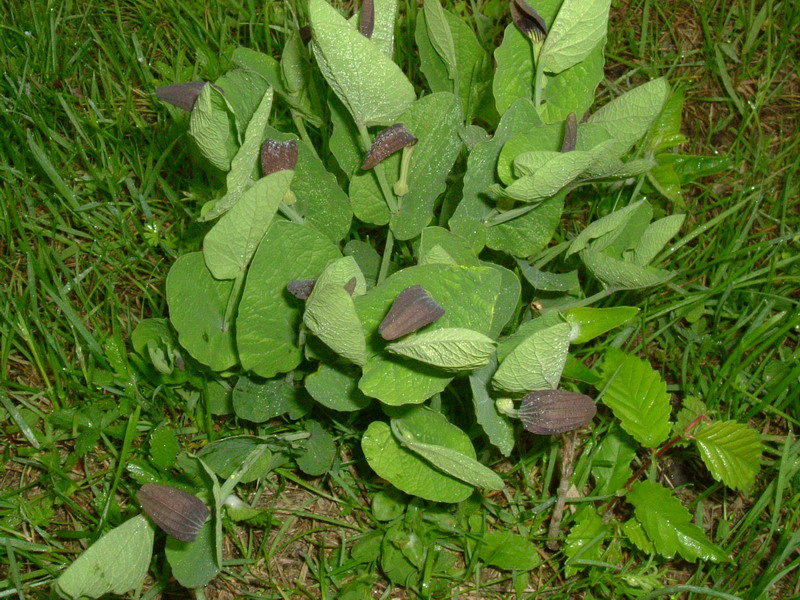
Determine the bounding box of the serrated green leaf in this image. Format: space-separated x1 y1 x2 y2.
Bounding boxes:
622 518 654 554
56 515 154 600
565 306 639 344
541 0 612 74
394 420 503 490
189 84 237 172
361 409 474 502
493 322 571 393
310 0 415 126
203 170 293 279
200 88 274 222
633 214 685 266
694 421 762 490
237 222 340 378
672 396 708 444
305 363 371 412
166 253 237 372
386 327 496 371
564 507 610 576
602 353 670 447
629 481 729 562
478 530 539 571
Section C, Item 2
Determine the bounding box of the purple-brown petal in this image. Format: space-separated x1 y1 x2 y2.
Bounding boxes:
360 0 375 39
519 390 596 435
137 483 210 542
379 285 445 341
361 124 418 170
155 81 208 112
287 279 316 300
561 113 577 153
261 139 299 176
510 0 548 41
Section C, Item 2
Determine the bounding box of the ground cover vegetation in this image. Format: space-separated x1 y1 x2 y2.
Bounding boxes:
0 0 798 598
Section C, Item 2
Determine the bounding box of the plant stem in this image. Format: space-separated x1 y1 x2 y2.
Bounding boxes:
483 202 539 227
222 272 246 332
547 430 577 551
532 41 545 108
291 110 320 160
357 124 399 214
278 201 305 225
378 229 394 285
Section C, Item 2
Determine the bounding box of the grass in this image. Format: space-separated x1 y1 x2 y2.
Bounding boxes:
1 0 798 598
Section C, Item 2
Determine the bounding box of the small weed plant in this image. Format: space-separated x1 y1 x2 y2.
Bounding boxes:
55 0 761 597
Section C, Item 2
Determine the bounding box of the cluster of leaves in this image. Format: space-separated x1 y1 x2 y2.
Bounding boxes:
55 0 758 597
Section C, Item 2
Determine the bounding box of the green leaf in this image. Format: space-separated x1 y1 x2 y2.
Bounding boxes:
602 352 671 447
389 93 463 240
623 518 655 554
493 24 533 115
448 98 542 253
305 363 371 412
213 68 272 134
386 328 496 371
200 88 274 221
587 78 671 157
232 375 308 423
355 264 501 405
419 226 480 266
633 214 685 266
309 0 415 126
647 162 684 207
484 262 521 337
304 283 368 366
166 252 237 371
580 248 675 290
131 318 179 375
189 84 237 172
591 428 637 495
313 255 367 296
366 0 399 57
343 239 382 287
470 358 514 457
478 530 539 571
645 88 685 152
415 10 451 94
567 199 647 256
564 507 610 576
565 306 639 344
517 261 579 292
262 127 352 242
487 194 565 257
237 221 340 378
694 421 762 490
56 515 154 599
349 169 390 226
203 170 293 279
497 122 564 184
501 149 595 202
362 410 474 503
423 0 457 81
149 424 180 471
394 420 503 490
541 0 612 74
198 437 273 483
492 322 571 393
538 38 605 123
165 519 219 588
297 420 337 476
628 481 730 562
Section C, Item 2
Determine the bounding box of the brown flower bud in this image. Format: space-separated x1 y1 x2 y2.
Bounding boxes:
361 124 417 170
519 390 596 435
379 285 445 341
137 484 210 542
360 0 375 39
155 81 208 112
261 139 299 176
561 112 577 153
510 0 548 42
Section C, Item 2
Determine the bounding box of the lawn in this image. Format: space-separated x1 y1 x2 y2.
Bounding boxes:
1 1 798 599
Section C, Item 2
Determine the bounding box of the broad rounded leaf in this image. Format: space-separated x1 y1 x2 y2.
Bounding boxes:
304 283 368 366
694 421 762 490
56 515 154 600
478 530 539 571
166 252 237 372
565 306 639 344
541 0 612 74
362 416 473 503
305 363 371 411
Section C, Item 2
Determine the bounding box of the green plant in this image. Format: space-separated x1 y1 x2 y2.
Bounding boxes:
53 0 763 597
